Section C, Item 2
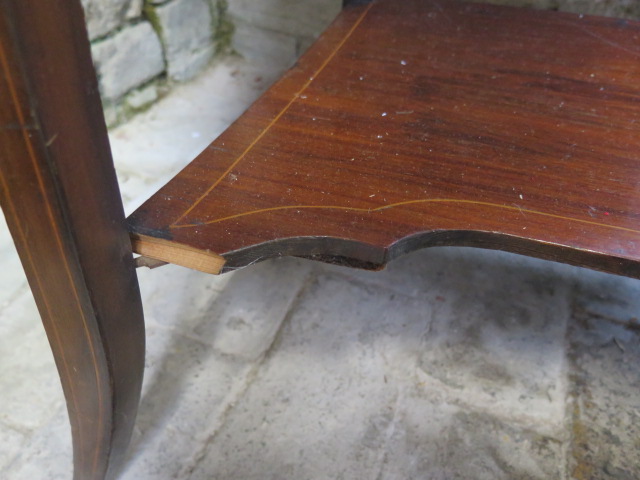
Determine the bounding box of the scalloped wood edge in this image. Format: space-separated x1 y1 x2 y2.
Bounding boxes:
128 229 640 279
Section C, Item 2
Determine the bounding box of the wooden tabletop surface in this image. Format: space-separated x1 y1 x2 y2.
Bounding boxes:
127 0 640 277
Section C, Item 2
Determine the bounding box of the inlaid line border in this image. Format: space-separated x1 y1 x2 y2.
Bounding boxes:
0 28 104 476
167 0 640 241
171 2 376 227
171 197 640 236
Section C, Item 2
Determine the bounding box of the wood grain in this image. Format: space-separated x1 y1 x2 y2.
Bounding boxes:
128 0 640 278
131 233 224 273
0 2 145 479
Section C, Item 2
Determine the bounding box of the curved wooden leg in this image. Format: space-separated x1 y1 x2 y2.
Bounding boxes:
0 1 145 478
10 237 146 480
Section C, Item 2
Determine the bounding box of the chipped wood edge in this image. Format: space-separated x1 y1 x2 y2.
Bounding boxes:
130 233 225 274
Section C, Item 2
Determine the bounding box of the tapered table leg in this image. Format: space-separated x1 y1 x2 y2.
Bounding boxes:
0 2 145 478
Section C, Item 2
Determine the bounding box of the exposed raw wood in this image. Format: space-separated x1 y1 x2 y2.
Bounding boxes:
131 234 225 274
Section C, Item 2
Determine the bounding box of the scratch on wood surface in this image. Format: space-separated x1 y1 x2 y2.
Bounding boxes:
577 25 640 58
512 203 527 218
222 255 267 271
45 133 58 147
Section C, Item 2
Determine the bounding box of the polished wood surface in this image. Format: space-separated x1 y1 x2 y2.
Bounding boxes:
128 0 640 277
0 2 145 479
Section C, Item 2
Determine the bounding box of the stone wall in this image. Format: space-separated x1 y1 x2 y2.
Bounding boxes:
83 0 343 126
82 0 233 126
226 0 343 70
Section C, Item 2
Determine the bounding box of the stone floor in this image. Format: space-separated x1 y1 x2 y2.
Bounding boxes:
2 3 640 479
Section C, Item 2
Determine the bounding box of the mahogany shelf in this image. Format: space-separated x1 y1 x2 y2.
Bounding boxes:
127 0 640 278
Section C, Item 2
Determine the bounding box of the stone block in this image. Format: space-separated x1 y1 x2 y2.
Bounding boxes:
126 0 143 19
372 406 563 479
567 312 640 478
154 0 214 81
0 425 24 474
227 0 342 39
189 271 564 479
91 22 165 100
1 408 71 480
81 0 142 40
125 83 159 110
120 327 251 479
571 269 640 327
0 292 65 432
405 250 571 434
232 20 297 69
167 45 215 82
136 264 231 328
193 257 313 361
308 248 573 435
